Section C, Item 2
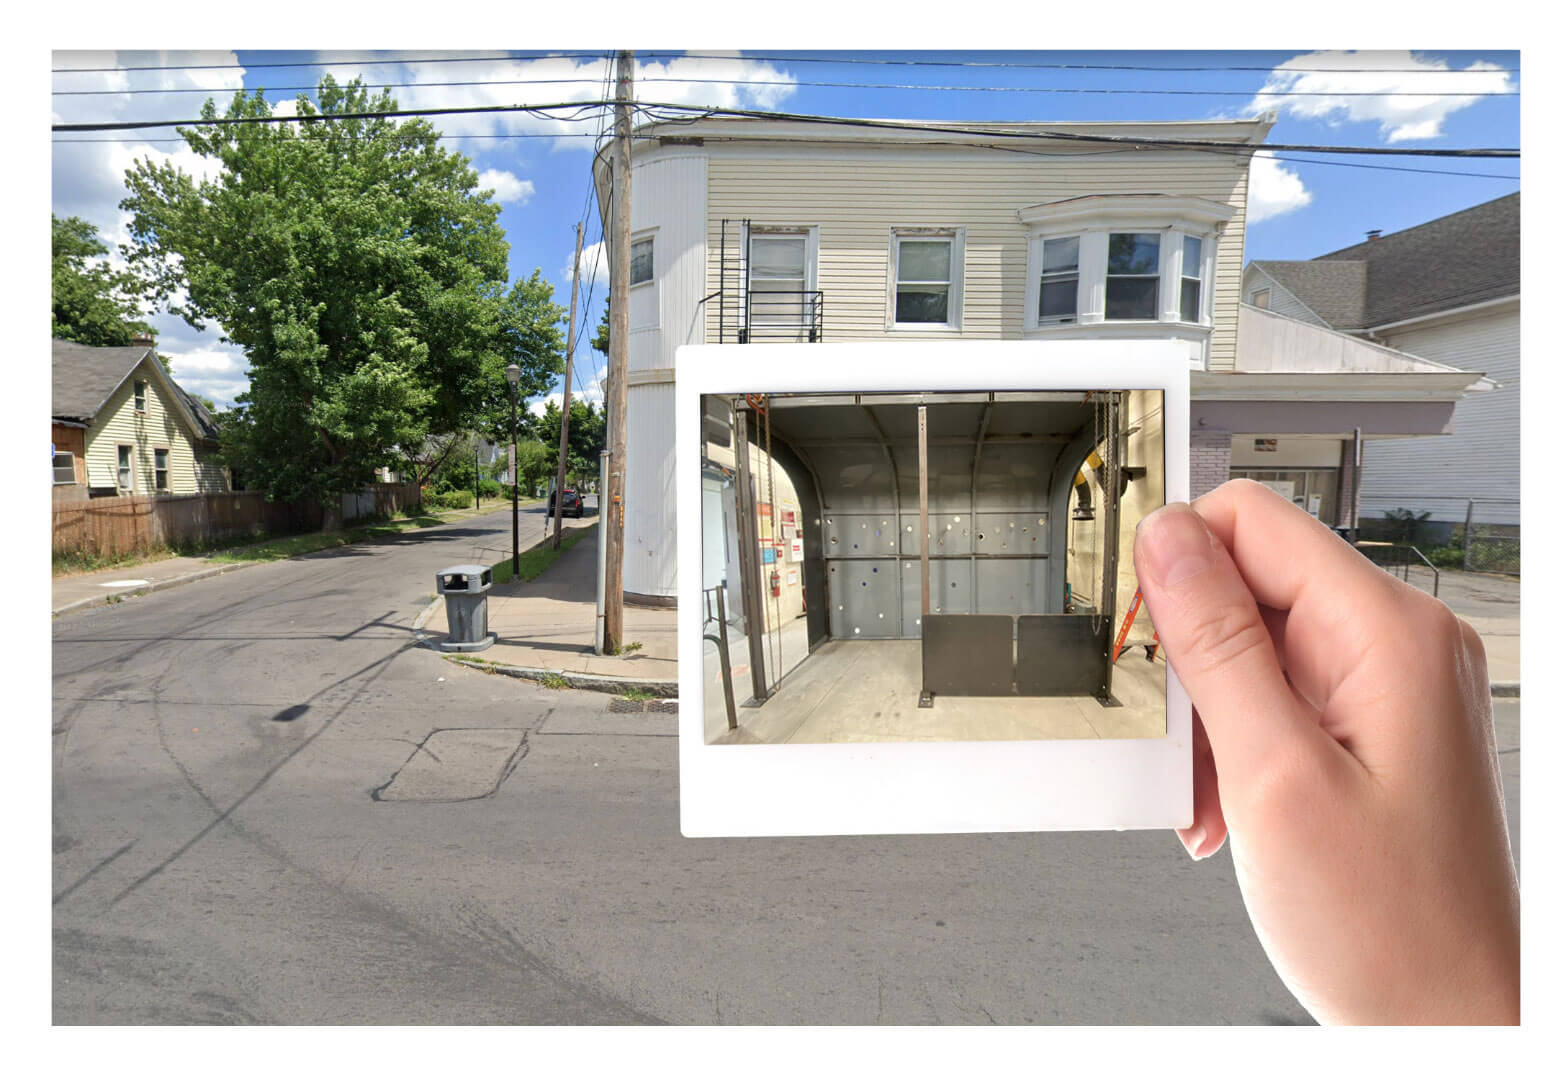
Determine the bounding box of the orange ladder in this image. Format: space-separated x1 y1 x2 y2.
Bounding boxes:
1112 587 1160 663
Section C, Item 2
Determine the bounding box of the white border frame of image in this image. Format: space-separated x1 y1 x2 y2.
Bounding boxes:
677 340 1192 838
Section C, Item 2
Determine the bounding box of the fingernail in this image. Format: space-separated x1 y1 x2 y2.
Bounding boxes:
1185 827 1206 860
1139 504 1217 588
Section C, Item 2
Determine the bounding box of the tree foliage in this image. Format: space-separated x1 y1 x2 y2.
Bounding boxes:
119 78 563 515
526 398 607 485
52 214 156 347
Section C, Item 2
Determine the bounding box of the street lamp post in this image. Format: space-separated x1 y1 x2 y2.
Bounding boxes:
506 363 521 579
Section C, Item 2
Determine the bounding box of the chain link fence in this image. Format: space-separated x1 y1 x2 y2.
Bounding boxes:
1357 497 1519 577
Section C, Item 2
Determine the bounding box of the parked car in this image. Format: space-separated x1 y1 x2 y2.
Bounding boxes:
548 487 585 517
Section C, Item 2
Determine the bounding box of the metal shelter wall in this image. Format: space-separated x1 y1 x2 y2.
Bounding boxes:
762 394 1102 642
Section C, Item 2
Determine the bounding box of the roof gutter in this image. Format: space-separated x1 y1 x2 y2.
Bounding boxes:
1366 292 1520 334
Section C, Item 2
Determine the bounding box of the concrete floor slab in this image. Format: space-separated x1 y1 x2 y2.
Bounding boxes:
712 639 1166 744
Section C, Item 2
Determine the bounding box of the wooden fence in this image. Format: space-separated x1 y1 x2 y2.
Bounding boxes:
52 482 423 559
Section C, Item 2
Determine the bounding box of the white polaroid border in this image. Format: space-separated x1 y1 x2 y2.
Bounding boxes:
677 340 1192 837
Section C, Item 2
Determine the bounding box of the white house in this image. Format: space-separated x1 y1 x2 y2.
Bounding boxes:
1242 192 1519 533
598 114 1492 606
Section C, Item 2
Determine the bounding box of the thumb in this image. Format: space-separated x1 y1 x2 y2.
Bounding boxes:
1134 503 1322 792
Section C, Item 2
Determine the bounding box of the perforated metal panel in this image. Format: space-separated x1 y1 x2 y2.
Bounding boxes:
898 557 973 635
825 559 901 639
973 512 1048 556
975 559 1050 615
822 512 899 558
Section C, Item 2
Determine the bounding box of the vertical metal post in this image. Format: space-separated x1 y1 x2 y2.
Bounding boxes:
1462 497 1475 572
1098 393 1122 707
713 587 739 730
917 405 933 709
732 406 769 703
1351 426 1363 541
474 445 480 510
510 382 520 579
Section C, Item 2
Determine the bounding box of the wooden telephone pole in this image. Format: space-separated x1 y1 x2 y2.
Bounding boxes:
603 49 633 653
553 221 584 549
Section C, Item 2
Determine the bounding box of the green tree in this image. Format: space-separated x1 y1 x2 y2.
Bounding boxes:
52 214 156 347
528 398 606 486
120 77 561 525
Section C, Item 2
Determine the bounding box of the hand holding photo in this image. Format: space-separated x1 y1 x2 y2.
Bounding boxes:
678 341 1191 837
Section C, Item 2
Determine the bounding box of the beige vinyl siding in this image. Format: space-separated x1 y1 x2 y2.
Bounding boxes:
83 358 221 495
704 150 1252 369
1358 302 1520 524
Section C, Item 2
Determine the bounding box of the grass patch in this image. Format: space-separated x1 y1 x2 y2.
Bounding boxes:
607 640 644 656
619 687 658 701
537 672 569 689
490 525 594 586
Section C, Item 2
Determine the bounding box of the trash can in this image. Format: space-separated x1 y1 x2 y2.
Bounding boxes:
434 564 495 652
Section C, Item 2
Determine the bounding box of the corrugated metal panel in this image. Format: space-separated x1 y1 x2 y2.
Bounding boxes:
1358 304 1520 523
704 151 1251 368
624 380 679 596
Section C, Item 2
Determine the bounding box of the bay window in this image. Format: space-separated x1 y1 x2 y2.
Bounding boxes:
1105 233 1161 320
1180 235 1204 323
1038 236 1080 323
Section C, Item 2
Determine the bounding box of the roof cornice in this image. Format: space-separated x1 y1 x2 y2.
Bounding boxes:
1018 193 1238 233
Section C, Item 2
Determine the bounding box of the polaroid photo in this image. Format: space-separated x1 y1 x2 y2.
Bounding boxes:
677 341 1191 837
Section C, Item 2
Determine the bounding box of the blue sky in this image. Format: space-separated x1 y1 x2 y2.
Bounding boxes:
50 49 1520 412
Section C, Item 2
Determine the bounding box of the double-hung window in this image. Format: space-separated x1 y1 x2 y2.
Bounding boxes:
748 230 811 331
154 448 170 492
1180 235 1204 323
53 451 75 485
629 236 654 286
891 230 962 328
1038 236 1080 323
133 380 148 413
117 445 134 492
1105 233 1161 320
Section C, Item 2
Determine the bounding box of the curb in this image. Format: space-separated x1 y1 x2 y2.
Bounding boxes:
51 561 259 617
428 648 677 698
1491 682 1520 699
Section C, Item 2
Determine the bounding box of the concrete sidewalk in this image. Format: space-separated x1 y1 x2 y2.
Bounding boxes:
417 524 677 694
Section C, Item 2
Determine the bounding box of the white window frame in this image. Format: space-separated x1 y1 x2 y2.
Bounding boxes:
133 380 148 413
629 232 655 288
53 451 75 485
117 444 134 493
887 227 964 332
745 225 818 332
154 447 170 492
1104 232 1163 322
1035 234 1082 325
1018 195 1235 334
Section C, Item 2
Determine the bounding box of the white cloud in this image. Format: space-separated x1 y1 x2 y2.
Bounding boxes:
569 240 609 288
476 168 534 205
1247 152 1313 224
1247 50 1513 143
527 366 605 419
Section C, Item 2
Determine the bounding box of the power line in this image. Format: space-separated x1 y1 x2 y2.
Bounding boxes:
52 50 1522 77
52 52 603 74
52 99 1522 158
52 75 1520 98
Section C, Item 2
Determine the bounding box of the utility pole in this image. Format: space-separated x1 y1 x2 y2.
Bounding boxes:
554 221 584 550
603 49 633 653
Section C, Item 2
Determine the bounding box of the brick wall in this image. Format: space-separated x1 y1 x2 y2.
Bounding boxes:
1191 429 1233 498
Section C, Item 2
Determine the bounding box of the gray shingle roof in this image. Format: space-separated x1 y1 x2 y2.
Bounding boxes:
51 340 155 422
1251 260 1368 327
1252 193 1519 330
51 339 218 441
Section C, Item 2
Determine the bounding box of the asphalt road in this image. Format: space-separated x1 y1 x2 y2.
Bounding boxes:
52 506 1521 1024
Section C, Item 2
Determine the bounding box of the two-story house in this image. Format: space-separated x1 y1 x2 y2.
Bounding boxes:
1242 192 1519 538
600 113 1490 616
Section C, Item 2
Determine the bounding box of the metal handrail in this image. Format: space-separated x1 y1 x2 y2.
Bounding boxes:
1406 545 1441 599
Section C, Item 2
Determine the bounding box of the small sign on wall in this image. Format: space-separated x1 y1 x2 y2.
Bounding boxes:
762 547 777 564
786 569 798 587
789 537 804 562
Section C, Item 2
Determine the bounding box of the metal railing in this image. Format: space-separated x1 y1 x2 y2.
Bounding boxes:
739 289 824 343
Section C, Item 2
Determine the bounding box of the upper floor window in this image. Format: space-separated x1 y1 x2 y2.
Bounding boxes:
1251 288 1270 310
1180 235 1205 323
890 228 963 330
630 236 654 286
748 228 813 329
1039 237 1080 324
134 380 148 412
1105 233 1161 320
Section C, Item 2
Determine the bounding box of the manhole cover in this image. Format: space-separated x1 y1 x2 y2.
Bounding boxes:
373 729 526 802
